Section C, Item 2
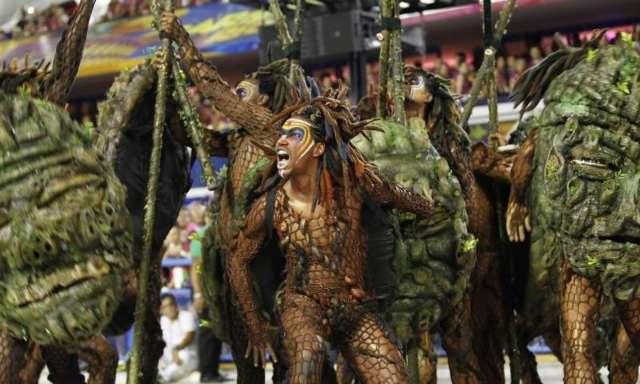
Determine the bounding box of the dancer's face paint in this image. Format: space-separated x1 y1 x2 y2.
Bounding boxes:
405 74 432 105
276 117 315 178
235 79 261 104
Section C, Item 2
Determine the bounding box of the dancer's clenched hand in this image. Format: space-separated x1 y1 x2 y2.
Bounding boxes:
159 12 181 40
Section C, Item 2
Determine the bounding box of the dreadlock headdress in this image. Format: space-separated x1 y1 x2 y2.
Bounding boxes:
245 59 296 113
511 30 606 119
403 66 463 137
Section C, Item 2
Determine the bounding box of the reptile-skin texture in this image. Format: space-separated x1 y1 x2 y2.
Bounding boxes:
168 15 287 384
228 121 435 384
0 2 125 382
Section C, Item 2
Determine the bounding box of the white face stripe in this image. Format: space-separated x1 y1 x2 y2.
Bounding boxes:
408 75 426 100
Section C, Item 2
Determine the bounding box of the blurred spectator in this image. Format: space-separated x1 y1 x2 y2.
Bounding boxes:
159 294 199 383
454 52 472 95
188 202 206 233
190 216 229 383
435 60 450 79
7 2 75 39
99 0 216 22
176 207 193 253
163 227 187 259
509 56 528 92
495 55 510 95
529 46 543 66
163 226 190 288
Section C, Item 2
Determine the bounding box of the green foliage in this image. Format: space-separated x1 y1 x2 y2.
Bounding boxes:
616 81 630 95
461 236 478 253
544 155 560 179
469 124 489 142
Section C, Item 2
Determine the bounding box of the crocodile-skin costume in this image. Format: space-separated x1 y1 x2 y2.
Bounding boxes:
231 188 417 384
0 2 128 382
0 57 190 384
493 119 637 384
228 99 435 383
507 37 640 383
0 90 132 382
162 13 298 383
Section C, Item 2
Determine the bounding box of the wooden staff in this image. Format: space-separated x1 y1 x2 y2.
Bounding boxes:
127 0 172 382
460 0 516 127
377 0 394 118
171 59 216 190
268 0 310 100
388 0 405 125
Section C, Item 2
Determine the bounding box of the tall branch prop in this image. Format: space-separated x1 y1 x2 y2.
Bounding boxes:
171 60 216 190
476 0 522 381
291 0 305 83
460 0 516 127
127 0 172 382
377 0 414 378
376 0 393 119
268 0 310 100
483 0 499 141
389 1 405 125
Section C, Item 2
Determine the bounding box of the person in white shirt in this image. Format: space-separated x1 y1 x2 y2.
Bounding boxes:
159 293 199 382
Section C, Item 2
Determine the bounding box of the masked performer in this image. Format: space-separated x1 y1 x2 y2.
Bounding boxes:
228 92 438 383
507 35 640 384
159 12 308 383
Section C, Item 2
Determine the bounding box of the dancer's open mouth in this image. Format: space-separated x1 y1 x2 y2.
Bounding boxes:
277 149 290 170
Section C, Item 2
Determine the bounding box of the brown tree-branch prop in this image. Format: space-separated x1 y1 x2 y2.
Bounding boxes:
460 0 516 127
269 0 310 100
127 0 172 382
